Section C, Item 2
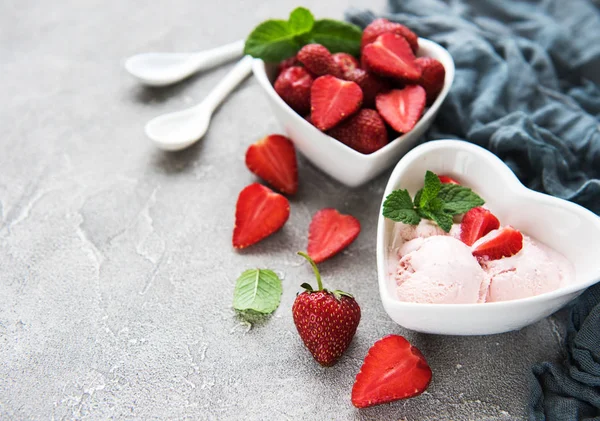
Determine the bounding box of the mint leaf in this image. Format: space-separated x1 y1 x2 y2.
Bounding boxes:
288 7 314 35
419 170 442 208
430 212 454 233
413 188 423 208
233 269 282 314
438 184 485 215
383 189 421 225
426 197 445 213
244 20 301 62
308 19 362 56
417 207 434 220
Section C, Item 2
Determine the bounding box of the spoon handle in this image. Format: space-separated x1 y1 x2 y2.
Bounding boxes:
189 39 245 73
203 56 254 113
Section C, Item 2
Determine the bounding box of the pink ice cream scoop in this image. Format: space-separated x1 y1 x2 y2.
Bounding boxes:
481 235 575 302
395 236 489 304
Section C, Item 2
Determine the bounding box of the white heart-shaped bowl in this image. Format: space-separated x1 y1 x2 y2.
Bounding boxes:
377 140 600 335
252 38 455 187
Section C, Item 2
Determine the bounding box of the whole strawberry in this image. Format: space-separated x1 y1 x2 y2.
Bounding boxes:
297 44 340 77
274 66 313 115
415 57 445 105
292 252 361 367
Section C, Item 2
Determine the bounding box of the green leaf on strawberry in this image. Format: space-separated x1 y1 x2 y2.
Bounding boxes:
244 7 362 62
233 269 282 314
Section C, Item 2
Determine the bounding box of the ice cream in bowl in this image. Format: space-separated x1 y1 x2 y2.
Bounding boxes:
376 140 600 335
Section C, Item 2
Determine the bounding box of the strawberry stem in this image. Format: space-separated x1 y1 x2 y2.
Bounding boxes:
297 251 323 291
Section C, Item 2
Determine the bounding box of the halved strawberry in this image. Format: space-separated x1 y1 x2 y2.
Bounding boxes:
351 335 432 408
415 57 445 105
311 76 363 131
460 207 500 246
274 66 313 115
332 53 359 78
297 44 339 77
307 208 360 263
375 85 426 133
438 175 460 184
327 109 388 154
344 68 390 108
361 18 419 54
472 226 524 260
245 135 298 195
362 33 421 82
232 183 290 249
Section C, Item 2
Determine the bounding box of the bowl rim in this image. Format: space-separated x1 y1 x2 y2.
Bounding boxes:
376 139 600 309
251 37 455 161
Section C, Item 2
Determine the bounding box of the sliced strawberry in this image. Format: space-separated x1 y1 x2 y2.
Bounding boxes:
361 18 419 54
415 57 445 105
332 53 359 78
307 208 360 263
460 207 500 246
376 85 426 133
438 175 460 184
327 109 388 154
245 135 298 195
472 226 524 260
274 66 313 115
344 68 390 108
351 335 432 408
362 33 421 82
310 76 363 131
297 44 339 77
232 183 290 249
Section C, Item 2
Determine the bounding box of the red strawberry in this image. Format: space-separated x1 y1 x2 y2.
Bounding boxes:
415 57 445 105
307 208 360 263
362 33 422 82
460 207 500 246
327 109 388 154
344 68 390 108
274 66 313 115
472 226 524 260
332 53 359 78
245 135 298 195
232 183 290 248
361 18 419 54
278 55 300 73
351 335 432 408
297 44 339 77
376 85 426 133
311 76 363 131
438 175 460 184
292 252 361 367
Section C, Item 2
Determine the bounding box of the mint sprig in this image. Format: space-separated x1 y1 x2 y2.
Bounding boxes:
382 171 485 232
244 7 362 62
233 269 282 314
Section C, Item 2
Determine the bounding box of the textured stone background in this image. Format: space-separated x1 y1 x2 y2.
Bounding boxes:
0 0 566 419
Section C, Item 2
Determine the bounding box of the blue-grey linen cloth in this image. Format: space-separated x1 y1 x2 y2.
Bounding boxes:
346 1 600 420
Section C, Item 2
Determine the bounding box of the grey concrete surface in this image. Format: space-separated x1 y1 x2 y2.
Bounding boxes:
0 0 567 420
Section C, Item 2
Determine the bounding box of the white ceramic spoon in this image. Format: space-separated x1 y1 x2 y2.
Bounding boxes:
145 55 253 151
125 39 245 86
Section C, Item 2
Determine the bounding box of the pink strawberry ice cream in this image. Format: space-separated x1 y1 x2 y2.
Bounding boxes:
389 222 574 304
481 235 574 302
395 236 489 304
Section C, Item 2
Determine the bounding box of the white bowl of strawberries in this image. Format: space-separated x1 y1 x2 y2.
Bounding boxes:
252 18 455 187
